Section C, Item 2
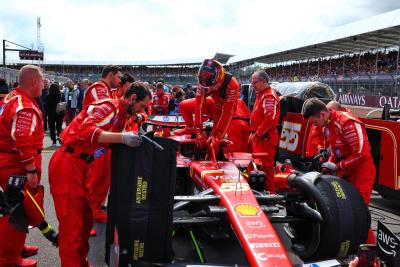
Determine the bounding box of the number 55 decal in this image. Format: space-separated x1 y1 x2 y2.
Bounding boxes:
279 121 302 152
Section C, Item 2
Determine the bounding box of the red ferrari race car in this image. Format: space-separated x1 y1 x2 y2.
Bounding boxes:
134 104 371 266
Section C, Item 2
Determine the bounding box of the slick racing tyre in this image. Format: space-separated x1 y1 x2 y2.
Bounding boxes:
289 174 370 261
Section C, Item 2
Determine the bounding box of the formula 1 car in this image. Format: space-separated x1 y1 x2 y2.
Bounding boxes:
142 113 371 267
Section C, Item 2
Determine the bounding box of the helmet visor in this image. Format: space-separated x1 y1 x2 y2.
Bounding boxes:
198 69 216 87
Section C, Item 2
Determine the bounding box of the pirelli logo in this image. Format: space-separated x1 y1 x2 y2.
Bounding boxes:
133 240 145 260
338 240 350 258
136 176 148 204
331 180 346 199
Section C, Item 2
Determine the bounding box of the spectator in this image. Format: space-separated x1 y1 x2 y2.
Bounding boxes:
184 83 195 99
46 83 63 146
168 86 185 115
34 96 45 124
77 79 89 112
41 79 50 131
240 84 249 105
62 79 80 125
12 82 19 90
0 79 9 93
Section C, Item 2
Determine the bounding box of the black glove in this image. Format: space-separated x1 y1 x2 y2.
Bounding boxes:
318 148 330 161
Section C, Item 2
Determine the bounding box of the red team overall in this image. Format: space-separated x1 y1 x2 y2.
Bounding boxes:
249 70 280 193
175 59 239 154
0 65 44 267
226 98 250 153
83 66 122 223
302 98 376 244
49 83 150 266
111 72 147 133
151 82 169 115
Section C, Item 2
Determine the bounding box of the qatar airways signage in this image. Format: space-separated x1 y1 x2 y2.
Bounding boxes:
337 93 400 108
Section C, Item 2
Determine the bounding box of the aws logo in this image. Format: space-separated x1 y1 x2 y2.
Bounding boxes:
234 203 261 217
378 229 399 257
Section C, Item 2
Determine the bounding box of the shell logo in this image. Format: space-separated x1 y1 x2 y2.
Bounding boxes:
234 203 261 217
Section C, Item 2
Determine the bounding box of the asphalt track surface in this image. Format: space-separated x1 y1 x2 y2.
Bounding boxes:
26 130 400 267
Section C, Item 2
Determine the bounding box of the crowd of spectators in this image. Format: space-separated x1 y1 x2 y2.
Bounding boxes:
229 50 400 83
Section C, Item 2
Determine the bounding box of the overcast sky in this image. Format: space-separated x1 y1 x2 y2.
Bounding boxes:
0 0 399 63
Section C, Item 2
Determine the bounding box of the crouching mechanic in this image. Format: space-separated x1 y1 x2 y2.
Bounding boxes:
49 82 151 267
0 65 44 267
175 59 239 154
302 97 375 244
248 70 280 193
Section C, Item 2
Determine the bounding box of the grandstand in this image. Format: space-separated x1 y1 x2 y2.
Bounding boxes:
3 59 203 85
1 9 400 96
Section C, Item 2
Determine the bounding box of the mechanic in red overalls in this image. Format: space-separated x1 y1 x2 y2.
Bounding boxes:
326 100 352 113
175 59 239 154
305 125 326 158
0 65 44 267
305 101 352 158
111 73 135 100
226 98 250 153
302 97 376 244
83 66 122 224
49 82 151 267
151 82 169 115
248 70 280 193
111 73 147 133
